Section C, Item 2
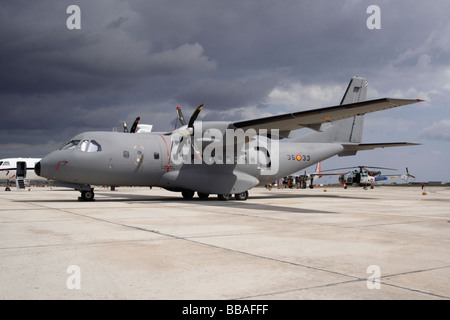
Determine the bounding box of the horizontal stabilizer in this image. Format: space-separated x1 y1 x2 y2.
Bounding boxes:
339 142 421 157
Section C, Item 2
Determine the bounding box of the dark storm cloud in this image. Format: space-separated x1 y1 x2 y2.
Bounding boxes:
175 77 279 110
0 0 216 96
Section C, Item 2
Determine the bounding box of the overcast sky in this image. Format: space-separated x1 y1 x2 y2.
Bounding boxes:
1 0 449 182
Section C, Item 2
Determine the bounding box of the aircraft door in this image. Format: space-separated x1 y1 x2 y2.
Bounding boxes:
16 161 27 179
16 161 27 190
353 172 361 186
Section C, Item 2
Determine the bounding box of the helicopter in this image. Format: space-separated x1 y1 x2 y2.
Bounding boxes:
310 165 415 189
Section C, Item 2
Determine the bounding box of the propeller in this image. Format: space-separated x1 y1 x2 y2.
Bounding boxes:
174 104 204 162
129 117 141 133
176 105 186 126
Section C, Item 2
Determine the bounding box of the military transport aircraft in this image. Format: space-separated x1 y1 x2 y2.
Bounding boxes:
34 76 423 201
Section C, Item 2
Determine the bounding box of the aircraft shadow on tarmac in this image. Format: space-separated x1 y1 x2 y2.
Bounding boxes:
14 190 362 215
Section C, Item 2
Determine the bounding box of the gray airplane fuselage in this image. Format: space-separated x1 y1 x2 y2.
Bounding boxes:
36 129 343 195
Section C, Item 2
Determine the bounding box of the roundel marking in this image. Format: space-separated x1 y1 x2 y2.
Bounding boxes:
296 155 302 161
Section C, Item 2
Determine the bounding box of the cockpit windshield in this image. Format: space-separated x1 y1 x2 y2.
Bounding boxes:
60 140 80 150
59 139 102 152
77 140 102 152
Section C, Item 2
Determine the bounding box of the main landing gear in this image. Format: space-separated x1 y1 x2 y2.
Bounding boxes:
78 189 95 201
181 190 249 201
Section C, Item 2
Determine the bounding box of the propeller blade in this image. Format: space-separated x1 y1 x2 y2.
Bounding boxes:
176 136 188 155
188 104 204 128
176 106 187 126
130 117 141 133
175 136 202 162
172 104 204 162
191 138 203 162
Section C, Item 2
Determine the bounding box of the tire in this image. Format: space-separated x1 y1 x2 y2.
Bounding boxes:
182 190 195 199
234 191 248 201
197 192 209 199
81 190 95 201
218 194 232 201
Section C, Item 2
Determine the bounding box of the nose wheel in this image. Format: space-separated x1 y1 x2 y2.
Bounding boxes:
79 189 95 201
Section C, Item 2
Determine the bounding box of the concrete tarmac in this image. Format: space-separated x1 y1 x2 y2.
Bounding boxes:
1 185 449 300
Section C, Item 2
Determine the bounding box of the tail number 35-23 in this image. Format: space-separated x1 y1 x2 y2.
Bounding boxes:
287 154 311 161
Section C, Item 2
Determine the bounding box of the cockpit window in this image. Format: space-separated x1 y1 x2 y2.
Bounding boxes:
0 161 9 166
60 140 80 150
60 139 102 152
87 140 102 152
76 140 102 152
78 140 90 152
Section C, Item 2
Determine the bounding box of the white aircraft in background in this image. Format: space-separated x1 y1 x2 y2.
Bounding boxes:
0 157 43 191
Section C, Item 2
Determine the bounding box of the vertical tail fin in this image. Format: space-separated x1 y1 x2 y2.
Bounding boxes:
295 76 368 147
335 76 367 144
340 76 368 105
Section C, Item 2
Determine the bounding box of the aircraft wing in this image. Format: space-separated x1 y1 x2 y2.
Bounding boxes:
231 98 423 137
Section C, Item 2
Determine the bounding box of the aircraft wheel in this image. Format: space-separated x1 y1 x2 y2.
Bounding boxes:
5 187 11 191
235 191 248 201
182 190 195 199
218 194 232 201
344 185 347 189
197 192 209 199
80 190 95 201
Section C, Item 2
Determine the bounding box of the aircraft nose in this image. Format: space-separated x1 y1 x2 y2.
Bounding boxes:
34 161 41 176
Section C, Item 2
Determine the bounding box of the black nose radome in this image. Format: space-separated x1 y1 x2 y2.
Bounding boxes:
34 161 41 176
